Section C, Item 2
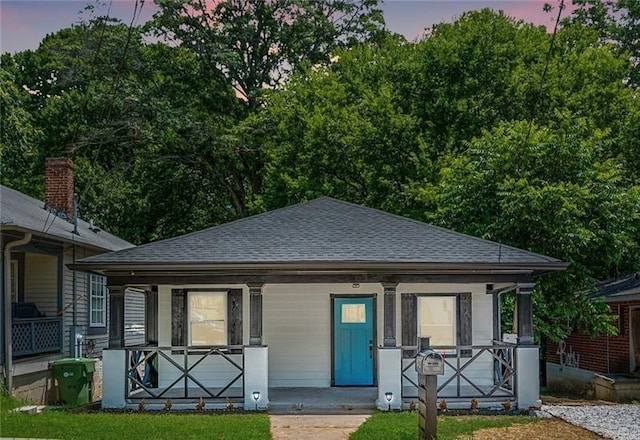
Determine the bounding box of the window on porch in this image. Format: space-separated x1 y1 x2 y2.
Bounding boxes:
402 292 472 357
418 296 456 352
171 289 243 347
188 292 226 346
90 274 107 327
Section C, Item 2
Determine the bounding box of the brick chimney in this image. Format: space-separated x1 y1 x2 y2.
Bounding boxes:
45 157 75 220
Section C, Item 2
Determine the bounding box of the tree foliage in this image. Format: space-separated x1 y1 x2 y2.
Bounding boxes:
2 5 639 343
151 0 385 110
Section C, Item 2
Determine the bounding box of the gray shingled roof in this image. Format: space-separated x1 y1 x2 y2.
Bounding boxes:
77 197 562 266
591 273 640 298
1 184 133 252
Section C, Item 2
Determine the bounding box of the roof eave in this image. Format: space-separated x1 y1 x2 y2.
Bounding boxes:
1 224 128 253
69 260 569 275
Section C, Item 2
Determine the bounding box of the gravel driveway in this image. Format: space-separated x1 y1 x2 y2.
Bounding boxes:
541 404 640 440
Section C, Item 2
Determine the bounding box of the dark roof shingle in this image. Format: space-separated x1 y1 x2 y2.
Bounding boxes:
1 184 133 252
78 197 561 266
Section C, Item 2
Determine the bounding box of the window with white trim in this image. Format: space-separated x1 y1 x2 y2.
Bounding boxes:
89 274 107 327
418 296 456 349
188 292 227 346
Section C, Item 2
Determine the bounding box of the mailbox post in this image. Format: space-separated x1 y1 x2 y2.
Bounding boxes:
415 348 444 440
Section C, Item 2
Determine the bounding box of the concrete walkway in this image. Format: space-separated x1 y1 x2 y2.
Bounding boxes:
269 414 370 440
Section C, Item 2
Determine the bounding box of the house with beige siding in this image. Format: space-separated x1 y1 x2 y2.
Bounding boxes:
1 158 138 403
74 197 567 411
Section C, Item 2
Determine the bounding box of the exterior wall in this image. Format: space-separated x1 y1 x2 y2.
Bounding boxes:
263 283 384 387
154 282 494 390
62 245 112 358
546 300 638 375
23 253 59 316
398 283 493 389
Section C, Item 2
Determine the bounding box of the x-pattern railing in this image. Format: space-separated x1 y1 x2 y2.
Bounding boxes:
401 342 516 399
125 346 244 400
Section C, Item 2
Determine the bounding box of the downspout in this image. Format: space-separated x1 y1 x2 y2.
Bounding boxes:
72 245 77 327
72 194 78 328
3 232 32 394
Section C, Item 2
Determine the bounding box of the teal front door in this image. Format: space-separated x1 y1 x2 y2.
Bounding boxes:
333 297 374 386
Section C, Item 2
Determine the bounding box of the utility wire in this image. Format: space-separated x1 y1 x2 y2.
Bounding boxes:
77 0 146 209
523 0 566 146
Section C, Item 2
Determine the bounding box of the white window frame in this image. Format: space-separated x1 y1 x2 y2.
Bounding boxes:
418 296 457 353
89 273 107 327
188 291 227 346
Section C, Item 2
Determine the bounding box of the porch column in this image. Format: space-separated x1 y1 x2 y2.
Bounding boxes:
145 286 158 345
383 282 398 347
244 345 269 410
102 349 126 409
377 347 402 411
248 284 263 345
108 286 125 348
516 283 535 345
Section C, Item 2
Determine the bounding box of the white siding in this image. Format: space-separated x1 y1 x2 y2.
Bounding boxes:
153 282 496 389
263 283 384 387
23 253 58 316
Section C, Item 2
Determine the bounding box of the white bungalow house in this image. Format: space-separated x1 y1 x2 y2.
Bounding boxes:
1 158 138 403
73 197 567 411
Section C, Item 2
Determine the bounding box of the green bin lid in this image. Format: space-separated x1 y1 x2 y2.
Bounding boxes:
50 357 97 368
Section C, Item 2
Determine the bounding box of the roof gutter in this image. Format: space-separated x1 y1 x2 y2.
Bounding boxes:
3 232 32 394
1 224 129 253
68 261 570 274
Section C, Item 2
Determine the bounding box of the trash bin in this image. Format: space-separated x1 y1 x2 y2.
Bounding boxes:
50 358 96 406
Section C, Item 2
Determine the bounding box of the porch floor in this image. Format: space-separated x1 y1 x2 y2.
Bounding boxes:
269 387 378 414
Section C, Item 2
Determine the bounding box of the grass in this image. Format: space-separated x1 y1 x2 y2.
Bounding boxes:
349 411 537 440
1 394 271 440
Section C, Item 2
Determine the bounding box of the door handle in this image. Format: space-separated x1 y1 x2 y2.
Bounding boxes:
369 340 373 358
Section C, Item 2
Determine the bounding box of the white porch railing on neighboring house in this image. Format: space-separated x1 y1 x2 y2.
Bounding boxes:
401 341 517 401
12 317 63 357
124 346 245 402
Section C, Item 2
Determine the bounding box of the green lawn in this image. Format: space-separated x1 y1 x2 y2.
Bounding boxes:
1 394 270 440
349 411 536 440
1 393 538 440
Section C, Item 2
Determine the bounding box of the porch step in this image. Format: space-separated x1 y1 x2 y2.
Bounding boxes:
268 387 377 415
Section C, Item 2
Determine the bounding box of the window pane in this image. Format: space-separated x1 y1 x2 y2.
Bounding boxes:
419 297 456 346
189 292 226 345
190 294 225 321
89 274 106 326
190 322 226 345
341 304 366 323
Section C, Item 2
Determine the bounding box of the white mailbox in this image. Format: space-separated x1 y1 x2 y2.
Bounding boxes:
415 350 444 376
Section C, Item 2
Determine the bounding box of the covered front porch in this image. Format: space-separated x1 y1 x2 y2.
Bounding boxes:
102 279 540 411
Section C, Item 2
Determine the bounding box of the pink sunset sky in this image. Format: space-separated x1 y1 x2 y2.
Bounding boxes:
1 1 571 55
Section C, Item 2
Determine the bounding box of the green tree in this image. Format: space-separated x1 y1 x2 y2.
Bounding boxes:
0 66 42 195
261 36 425 214
151 0 385 110
569 0 640 86
420 119 640 341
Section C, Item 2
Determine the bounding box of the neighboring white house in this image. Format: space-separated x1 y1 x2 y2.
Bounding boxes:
1 158 141 403
74 197 567 411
